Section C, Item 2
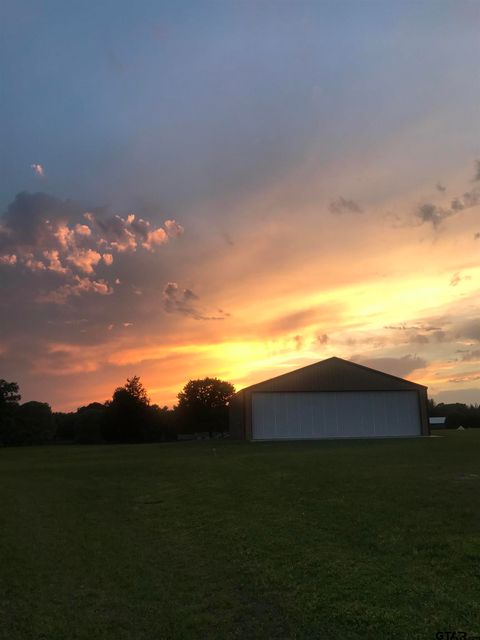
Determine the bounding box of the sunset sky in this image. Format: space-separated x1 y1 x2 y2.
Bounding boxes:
1 1 480 411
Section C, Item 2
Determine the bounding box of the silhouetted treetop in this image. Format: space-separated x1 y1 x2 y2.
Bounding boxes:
177 377 235 436
0 380 21 412
102 376 153 443
177 377 235 410
122 376 150 405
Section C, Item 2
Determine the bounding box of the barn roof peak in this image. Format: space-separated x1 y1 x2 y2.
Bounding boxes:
239 355 427 393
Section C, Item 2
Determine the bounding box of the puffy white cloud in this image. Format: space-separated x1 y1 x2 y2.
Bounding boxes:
75 224 91 236
143 227 167 250
329 197 363 215
43 250 68 274
23 253 46 271
0 254 17 265
85 211 183 252
31 163 45 177
54 223 76 249
66 248 102 274
164 219 184 237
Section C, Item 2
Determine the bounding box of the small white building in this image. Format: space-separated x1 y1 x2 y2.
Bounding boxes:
429 417 446 428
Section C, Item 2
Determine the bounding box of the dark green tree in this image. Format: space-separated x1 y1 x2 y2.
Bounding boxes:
124 376 150 404
146 404 177 442
16 401 55 445
74 402 106 443
0 380 21 446
53 412 77 441
0 379 21 414
102 376 152 442
1 399 54 446
176 377 235 436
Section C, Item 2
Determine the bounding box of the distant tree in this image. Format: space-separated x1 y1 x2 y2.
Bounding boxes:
0 379 21 415
17 401 55 444
0 380 22 446
53 412 77 441
0 401 54 446
433 401 480 428
102 376 152 442
74 402 106 443
176 377 235 436
146 404 177 442
124 376 149 404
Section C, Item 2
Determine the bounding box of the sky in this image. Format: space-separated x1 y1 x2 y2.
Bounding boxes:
1 0 480 411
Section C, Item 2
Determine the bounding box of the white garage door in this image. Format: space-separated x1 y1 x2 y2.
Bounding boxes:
251 391 421 440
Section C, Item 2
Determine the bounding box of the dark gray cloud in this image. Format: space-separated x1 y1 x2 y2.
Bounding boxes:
383 319 449 347
386 314 480 348
450 189 480 212
328 197 363 215
0 191 83 250
450 272 471 287
350 354 427 378
460 349 480 362
294 334 304 350
415 202 451 228
384 317 456 345
456 319 480 342
414 162 480 229
162 283 226 321
415 190 480 228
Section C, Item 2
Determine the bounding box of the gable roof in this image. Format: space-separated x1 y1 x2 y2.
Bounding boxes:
239 356 427 394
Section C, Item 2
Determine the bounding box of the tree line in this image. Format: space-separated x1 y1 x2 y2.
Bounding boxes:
0 376 235 446
428 398 480 429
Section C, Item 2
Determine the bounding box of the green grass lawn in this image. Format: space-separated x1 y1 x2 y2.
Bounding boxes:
1 431 480 639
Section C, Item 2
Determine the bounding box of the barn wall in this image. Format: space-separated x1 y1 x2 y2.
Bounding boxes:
242 389 428 440
251 390 424 440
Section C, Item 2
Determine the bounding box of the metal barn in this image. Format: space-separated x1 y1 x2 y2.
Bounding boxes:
229 357 429 440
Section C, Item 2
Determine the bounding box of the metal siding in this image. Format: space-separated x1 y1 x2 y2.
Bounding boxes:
251 391 422 440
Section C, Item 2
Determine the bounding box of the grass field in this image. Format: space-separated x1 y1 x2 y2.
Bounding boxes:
1 431 480 640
